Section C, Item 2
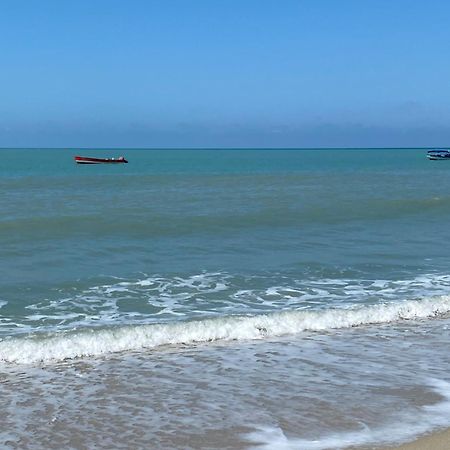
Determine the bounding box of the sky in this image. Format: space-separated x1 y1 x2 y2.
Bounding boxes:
1 0 450 148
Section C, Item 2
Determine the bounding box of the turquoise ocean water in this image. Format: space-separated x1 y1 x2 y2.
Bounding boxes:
1 148 450 449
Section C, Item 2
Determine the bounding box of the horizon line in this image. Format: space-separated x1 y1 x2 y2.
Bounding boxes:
0 146 441 150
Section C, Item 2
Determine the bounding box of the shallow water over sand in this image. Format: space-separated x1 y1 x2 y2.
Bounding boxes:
1 317 450 449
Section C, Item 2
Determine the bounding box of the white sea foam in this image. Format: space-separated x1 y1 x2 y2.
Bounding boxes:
1 295 450 364
9 272 450 338
245 379 450 449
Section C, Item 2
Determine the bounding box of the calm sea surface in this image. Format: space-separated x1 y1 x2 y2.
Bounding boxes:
1 148 450 449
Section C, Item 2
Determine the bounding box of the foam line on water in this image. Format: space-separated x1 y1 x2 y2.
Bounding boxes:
8 272 450 338
1 296 450 364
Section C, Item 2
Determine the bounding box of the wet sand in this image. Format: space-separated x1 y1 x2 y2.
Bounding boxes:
385 428 450 450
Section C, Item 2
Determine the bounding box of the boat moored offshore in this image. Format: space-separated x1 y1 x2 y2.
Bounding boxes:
427 149 450 160
74 155 128 164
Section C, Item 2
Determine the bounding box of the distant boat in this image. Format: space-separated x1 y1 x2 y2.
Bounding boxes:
74 155 128 164
427 149 450 160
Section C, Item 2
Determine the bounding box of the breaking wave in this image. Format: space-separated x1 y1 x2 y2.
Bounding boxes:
1 295 450 364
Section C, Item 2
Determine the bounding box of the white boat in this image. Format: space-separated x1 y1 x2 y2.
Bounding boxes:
427 149 450 160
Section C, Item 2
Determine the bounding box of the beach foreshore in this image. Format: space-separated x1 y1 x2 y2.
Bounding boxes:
382 428 450 450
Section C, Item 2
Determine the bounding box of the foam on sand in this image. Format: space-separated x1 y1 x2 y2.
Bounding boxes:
246 379 450 450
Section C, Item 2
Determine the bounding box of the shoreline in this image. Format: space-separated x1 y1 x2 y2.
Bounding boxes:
383 428 450 450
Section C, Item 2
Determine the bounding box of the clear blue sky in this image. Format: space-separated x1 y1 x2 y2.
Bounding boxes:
1 0 449 148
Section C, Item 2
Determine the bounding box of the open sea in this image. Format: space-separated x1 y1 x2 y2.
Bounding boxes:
1 148 450 449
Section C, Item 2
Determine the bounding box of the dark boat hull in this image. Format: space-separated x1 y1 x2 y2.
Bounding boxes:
74 156 128 164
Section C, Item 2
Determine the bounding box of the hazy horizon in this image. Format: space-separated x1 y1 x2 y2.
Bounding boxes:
1 1 449 148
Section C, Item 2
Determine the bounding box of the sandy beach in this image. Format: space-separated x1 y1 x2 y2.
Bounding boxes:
2 0 450 448
385 428 450 450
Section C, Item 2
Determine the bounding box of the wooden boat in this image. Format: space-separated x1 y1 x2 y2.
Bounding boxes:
74 155 128 164
427 150 450 160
